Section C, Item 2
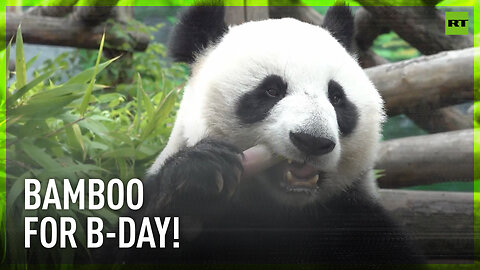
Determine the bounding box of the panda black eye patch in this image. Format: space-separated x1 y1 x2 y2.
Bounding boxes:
236 75 287 124
328 80 358 136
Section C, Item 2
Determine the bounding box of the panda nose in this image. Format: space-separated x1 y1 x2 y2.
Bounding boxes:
289 132 336 156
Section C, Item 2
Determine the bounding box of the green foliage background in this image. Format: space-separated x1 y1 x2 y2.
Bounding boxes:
2 23 188 265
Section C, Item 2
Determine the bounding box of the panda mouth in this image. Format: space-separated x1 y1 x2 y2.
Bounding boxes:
283 159 320 191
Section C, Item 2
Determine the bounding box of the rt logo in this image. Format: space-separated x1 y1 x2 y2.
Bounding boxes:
445 12 469 35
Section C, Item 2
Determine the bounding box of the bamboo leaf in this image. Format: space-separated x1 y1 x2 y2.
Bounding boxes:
66 207 89 254
141 89 177 139
139 75 155 121
64 56 119 86
8 94 80 118
25 54 39 70
102 147 135 158
15 25 27 89
92 207 118 228
133 74 143 132
30 83 86 101
72 124 86 160
66 123 86 161
19 141 60 170
0 50 6 105
6 69 56 105
39 164 107 178
79 33 106 116
6 37 12 81
6 178 26 211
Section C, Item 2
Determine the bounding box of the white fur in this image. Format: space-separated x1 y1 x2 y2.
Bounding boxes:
149 18 384 206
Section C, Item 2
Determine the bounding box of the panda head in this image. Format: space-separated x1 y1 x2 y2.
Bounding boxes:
165 5 384 206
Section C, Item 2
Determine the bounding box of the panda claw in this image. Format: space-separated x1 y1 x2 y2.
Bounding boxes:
215 172 224 192
233 167 242 183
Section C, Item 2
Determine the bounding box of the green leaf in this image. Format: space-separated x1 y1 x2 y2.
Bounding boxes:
25 54 39 70
60 113 109 137
6 38 12 81
140 78 155 121
102 147 135 158
8 94 80 118
66 206 89 254
0 51 6 105
134 74 143 132
15 25 27 89
141 89 177 139
30 84 86 103
66 123 86 160
79 33 106 116
40 164 107 177
92 207 118 228
6 69 56 106
6 178 26 211
19 141 60 170
64 55 119 86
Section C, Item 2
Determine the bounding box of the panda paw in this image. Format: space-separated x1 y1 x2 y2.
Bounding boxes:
158 138 244 199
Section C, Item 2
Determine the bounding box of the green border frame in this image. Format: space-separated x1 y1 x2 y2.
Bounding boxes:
0 0 478 268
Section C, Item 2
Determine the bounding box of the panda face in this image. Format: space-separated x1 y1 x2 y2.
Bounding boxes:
159 7 384 206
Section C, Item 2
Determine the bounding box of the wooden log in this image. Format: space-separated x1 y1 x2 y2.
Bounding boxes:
366 47 475 116
225 6 269 25
407 105 474 133
246 6 269 21
375 129 474 188
6 13 149 51
25 6 73 17
353 7 389 52
355 3 474 55
353 8 390 68
355 4 474 132
269 5 324 26
379 189 474 260
225 6 246 26
70 6 117 26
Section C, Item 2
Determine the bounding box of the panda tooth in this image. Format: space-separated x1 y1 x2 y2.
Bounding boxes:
309 174 319 184
286 171 295 184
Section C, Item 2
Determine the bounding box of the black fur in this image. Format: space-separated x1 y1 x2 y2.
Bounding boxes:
322 6 354 51
236 75 288 124
328 80 358 136
168 5 228 63
112 150 425 266
149 138 243 208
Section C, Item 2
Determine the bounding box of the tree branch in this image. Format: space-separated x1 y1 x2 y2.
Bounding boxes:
356 4 473 55
355 4 474 132
269 5 323 25
352 7 390 68
69 6 117 26
379 189 474 261
407 105 474 133
25 6 74 17
366 48 474 116
353 7 389 52
6 13 149 51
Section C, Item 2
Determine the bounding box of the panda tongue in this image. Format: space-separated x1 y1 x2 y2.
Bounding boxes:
289 162 318 179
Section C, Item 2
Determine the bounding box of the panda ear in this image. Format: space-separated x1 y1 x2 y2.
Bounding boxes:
168 5 228 63
322 6 354 51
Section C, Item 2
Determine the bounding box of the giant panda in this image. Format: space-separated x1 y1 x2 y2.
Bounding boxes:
123 5 425 266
